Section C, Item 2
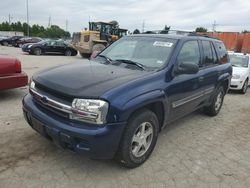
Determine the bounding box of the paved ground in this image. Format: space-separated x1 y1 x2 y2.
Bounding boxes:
0 46 250 188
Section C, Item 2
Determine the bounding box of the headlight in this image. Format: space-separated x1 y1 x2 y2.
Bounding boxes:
28 45 32 48
232 74 240 79
70 99 109 124
30 80 35 89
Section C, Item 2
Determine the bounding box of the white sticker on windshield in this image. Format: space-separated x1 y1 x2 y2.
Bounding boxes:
153 41 173 47
156 60 163 64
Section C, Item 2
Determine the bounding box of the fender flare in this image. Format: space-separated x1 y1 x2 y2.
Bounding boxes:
118 90 169 124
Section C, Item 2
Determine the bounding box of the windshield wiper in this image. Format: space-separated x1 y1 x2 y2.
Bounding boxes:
114 59 145 70
97 54 113 64
232 64 240 67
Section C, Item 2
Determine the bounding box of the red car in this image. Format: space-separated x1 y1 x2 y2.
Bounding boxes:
0 56 28 90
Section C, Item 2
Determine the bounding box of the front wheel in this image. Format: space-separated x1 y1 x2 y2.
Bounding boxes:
241 79 248 94
65 50 72 56
33 48 42 55
80 52 90 58
3 41 9 46
203 86 225 116
116 109 159 168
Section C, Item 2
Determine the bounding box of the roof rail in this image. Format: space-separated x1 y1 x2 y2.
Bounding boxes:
141 30 218 39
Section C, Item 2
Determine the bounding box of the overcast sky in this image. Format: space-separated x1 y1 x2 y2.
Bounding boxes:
1 0 250 33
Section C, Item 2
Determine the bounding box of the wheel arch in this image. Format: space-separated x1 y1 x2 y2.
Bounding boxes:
119 90 169 130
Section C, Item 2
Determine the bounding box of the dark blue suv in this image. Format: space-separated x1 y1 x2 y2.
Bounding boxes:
23 34 232 168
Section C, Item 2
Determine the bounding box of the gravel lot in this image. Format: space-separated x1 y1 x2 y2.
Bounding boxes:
0 46 250 188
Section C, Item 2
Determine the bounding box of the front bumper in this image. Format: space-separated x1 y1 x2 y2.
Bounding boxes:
22 94 126 159
230 79 244 90
22 47 31 53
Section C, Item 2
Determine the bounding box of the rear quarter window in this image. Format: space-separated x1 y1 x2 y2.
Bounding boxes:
214 42 229 64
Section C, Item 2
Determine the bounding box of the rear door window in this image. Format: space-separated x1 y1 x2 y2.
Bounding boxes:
202 40 214 66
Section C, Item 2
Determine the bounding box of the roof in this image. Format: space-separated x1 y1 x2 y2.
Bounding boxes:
228 51 250 56
127 34 221 41
90 21 114 25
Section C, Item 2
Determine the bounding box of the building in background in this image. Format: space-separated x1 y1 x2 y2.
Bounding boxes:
0 31 24 37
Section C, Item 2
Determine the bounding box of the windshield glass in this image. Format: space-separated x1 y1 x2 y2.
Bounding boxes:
229 54 249 68
100 37 177 70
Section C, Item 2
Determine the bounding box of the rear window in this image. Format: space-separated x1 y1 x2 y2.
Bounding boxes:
214 42 229 64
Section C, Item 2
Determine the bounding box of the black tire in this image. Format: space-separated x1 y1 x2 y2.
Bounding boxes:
3 41 9 46
33 48 42 55
92 43 105 52
203 86 225 116
65 50 72 56
116 109 159 168
80 53 90 58
241 79 248 94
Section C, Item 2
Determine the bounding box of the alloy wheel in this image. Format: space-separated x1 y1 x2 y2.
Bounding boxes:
131 122 153 158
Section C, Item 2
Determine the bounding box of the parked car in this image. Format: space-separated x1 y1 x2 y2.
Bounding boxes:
14 37 43 47
22 34 232 168
22 40 77 56
229 52 250 93
0 56 28 90
0 36 23 46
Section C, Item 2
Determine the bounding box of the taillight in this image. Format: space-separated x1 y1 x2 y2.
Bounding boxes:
15 59 22 73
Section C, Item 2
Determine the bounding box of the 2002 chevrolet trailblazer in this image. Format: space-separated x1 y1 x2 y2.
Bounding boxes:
23 34 232 168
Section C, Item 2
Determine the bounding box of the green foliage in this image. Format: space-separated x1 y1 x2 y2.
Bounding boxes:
242 30 249 33
133 29 140 34
195 27 208 32
0 21 70 38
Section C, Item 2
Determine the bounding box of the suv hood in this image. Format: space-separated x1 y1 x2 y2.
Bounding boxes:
232 66 248 76
33 61 148 98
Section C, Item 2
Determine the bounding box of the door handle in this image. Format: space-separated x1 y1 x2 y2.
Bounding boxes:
198 76 204 82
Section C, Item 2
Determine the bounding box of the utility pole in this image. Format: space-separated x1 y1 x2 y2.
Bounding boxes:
142 20 145 33
212 20 218 32
48 15 51 27
26 0 30 36
66 19 68 31
8 14 14 25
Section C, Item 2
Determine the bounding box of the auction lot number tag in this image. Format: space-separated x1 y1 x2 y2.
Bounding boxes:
153 41 173 47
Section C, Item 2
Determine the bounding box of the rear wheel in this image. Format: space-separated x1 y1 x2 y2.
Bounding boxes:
33 48 42 55
203 86 225 116
65 50 72 56
116 109 159 168
92 43 105 53
241 79 248 94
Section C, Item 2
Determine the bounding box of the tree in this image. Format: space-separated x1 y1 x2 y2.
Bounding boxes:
133 29 140 34
195 27 208 32
0 21 70 38
242 30 249 33
109 20 119 28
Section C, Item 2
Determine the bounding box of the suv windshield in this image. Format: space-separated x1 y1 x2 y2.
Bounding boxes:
229 54 249 68
100 37 177 70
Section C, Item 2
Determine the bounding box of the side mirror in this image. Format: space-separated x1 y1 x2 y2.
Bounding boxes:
90 50 100 59
175 62 199 74
43 43 47 46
